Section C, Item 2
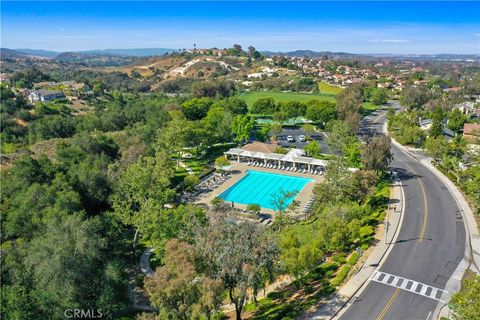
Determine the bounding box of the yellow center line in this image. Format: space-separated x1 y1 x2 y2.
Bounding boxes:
376 288 401 320
404 163 429 243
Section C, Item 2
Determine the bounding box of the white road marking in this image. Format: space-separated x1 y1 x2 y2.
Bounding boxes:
370 271 448 302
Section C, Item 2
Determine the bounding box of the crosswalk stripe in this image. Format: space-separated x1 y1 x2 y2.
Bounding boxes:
370 271 448 302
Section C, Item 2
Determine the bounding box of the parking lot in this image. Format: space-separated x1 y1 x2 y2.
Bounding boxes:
274 127 330 153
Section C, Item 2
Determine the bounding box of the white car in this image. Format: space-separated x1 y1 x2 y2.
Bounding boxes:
298 135 306 142
287 135 295 143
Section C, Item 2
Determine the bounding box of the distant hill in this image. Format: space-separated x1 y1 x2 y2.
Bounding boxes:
15 48 59 58
78 48 178 57
1 48 26 58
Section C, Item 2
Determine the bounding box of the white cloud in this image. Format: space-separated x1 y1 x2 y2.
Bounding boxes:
474 33 480 36
368 39 410 43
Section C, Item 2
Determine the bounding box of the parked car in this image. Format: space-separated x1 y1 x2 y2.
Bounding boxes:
287 135 295 142
298 135 306 142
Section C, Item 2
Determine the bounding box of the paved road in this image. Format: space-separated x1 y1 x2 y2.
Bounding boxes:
341 105 466 320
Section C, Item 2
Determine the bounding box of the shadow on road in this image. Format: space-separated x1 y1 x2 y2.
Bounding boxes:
394 167 422 182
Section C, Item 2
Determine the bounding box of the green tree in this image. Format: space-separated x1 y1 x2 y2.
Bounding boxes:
371 88 389 106
305 100 337 125
184 175 200 192
213 97 248 115
424 136 450 162
145 239 222 320
111 153 175 247
251 97 278 115
430 107 445 138
196 215 278 320
231 114 254 144
449 275 480 320
182 98 214 120
304 141 322 158
279 101 307 123
400 86 431 109
279 225 324 280
24 215 126 317
448 109 467 134
361 135 393 173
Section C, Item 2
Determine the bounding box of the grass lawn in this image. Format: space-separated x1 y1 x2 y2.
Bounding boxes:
361 101 380 115
238 91 336 108
318 81 344 95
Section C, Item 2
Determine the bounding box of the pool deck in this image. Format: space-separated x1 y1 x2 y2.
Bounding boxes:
194 162 322 215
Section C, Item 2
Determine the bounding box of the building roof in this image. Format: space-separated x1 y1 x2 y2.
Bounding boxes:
242 142 278 153
37 89 63 96
463 123 480 136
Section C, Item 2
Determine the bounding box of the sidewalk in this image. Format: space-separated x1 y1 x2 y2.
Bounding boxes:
309 172 405 319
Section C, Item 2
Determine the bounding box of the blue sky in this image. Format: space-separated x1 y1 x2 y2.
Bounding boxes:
2 1 479 54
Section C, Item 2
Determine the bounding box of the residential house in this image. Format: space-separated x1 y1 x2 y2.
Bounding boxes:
463 123 480 143
454 102 478 115
28 90 64 103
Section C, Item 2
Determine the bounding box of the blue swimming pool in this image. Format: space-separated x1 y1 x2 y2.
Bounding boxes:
219 170 313 210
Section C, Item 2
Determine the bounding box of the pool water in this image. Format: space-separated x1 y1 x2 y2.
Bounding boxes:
219 170 313 210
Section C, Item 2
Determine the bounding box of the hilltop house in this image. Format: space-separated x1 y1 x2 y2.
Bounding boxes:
28 90 64 103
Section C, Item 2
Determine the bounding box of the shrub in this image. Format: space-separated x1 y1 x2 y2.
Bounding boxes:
331 265 351 287
347 252 359 266
331 253 347 264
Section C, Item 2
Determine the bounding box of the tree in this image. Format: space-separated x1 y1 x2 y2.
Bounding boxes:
213 97 248 115
429 107 445 138
231 114 254 143
336 84 364 128
191 81 236 98
24 215 126 317
111 153 175 247
215 156 230 175
182 98 214 120
196 215 278 320
326 120 357 157
233 44 243 54
203 106 232 143
279 101 307 124
361 135 393 173
305 100 337 125
314 158 352 208
448 109 467 134
449 275 480 320
371 88 388 106
279 225 324 280
251 97 278 115
400 86 431 109
424 136 450 162
184 175 200 192
304 141 321 158
269 123 283 141
145 239 223 320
